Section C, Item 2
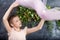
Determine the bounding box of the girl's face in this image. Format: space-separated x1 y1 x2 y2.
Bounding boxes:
12 16 22 28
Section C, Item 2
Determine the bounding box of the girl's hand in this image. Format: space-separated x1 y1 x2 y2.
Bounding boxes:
11 1 19 8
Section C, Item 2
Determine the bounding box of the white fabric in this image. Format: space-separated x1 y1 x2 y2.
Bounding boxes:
16 0 60 20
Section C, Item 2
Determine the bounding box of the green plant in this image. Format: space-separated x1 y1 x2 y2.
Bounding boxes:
46 5 51 9
16 6 40 27
46 21 53 32
56 20 60 30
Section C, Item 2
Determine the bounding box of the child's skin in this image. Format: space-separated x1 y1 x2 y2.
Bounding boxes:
3 1 45 35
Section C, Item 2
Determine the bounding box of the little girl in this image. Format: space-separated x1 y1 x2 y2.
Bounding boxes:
3 1 45 40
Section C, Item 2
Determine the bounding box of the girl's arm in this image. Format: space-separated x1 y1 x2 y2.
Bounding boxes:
26 19 45 34
3 1 19 32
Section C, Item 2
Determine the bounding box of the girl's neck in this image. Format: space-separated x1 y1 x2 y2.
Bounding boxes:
13 27 21 32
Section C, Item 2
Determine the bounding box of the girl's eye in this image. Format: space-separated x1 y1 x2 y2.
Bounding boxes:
16 20 19 22
16 20 20 22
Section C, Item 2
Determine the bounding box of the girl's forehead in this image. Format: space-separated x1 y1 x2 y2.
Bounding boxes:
14 16 19 19
12 16 20 21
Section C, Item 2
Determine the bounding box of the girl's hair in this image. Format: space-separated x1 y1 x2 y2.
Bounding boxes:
8 14 19 27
